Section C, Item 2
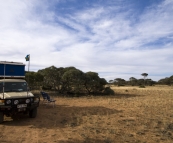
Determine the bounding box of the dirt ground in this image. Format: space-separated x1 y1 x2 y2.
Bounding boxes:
0 85 173 143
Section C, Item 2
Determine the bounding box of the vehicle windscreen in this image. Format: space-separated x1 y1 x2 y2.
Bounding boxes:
0 82 27 92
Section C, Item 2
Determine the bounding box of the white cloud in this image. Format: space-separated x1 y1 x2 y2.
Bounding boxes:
0 0 172 81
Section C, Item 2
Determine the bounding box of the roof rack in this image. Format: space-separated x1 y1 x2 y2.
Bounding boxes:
0 61 24 65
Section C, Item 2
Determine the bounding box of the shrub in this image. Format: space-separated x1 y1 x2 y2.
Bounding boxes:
103 87 115 95
42 85 52 90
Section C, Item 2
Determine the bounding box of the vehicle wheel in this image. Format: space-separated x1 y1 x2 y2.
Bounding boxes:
29 108 37 118
0 112 4 123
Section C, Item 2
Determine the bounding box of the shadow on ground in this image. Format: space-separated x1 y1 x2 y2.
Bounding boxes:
3 103 123 129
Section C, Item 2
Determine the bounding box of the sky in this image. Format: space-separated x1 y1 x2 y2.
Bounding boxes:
0 0 173 82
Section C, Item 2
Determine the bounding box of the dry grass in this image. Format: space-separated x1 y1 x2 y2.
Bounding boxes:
0 85 173 143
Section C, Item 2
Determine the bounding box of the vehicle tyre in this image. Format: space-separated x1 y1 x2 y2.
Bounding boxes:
0 112 4 123
29 108 37 118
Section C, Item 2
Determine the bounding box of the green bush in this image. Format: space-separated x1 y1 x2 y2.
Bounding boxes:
103 87 115 95
42 85 52 90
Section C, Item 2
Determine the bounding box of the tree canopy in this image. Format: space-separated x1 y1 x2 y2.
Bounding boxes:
25 66 111 96
26 66 172 96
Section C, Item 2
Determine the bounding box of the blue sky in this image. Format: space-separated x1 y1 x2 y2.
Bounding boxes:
0 0 173 81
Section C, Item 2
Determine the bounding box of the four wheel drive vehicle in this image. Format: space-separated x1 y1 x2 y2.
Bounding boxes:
0 61 40 123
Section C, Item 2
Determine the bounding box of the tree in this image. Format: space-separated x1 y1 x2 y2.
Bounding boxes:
141 73 148 86
158 75 173 86
108 80 114 84
62 68 84 94
137 78 144 86
114 78 125 86
25 71 44 89
170 75 173 86
145 79 155 86
38 66 64 91
27 65 109 96
83 72 107 94
129 77 137 86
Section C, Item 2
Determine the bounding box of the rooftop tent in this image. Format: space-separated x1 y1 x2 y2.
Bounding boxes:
0 61 25 78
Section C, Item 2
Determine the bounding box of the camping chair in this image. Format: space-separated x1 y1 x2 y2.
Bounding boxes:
40 91 56 107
